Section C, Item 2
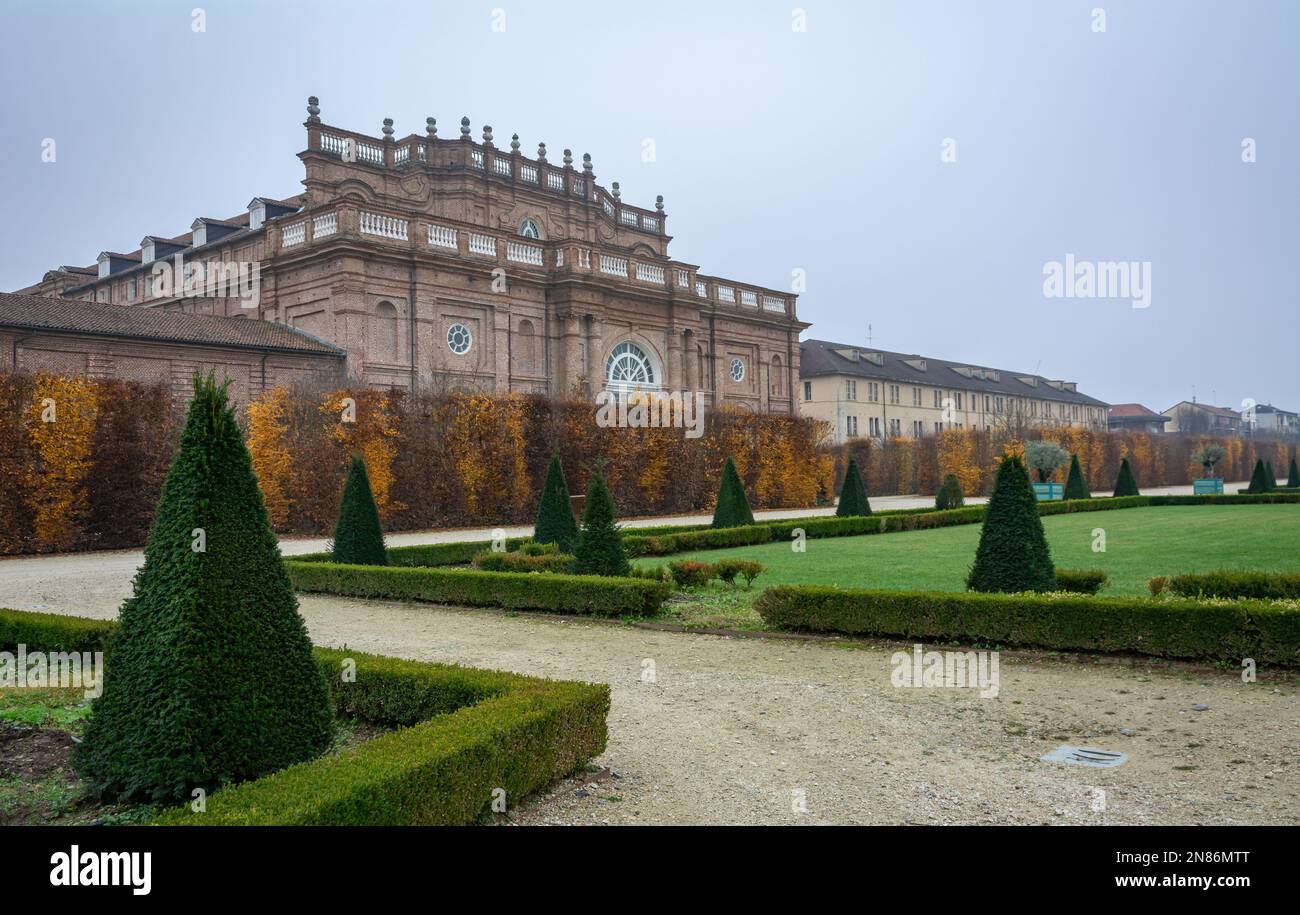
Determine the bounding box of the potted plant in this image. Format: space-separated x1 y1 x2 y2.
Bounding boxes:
1024 441 1070 501
1190 443 1227 495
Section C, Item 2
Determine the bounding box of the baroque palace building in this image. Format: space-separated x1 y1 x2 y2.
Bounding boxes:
800 339 1109 445
13 97 807 410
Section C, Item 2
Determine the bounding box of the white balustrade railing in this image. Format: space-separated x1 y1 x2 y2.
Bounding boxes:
357 142 384 166
492 157 511 177
599 254 628 277
762 296 786 313
578 248 591 268
547 172 565 191
319 133 349 157
312 212 337 239
635 263 665 284
394 146 410 165
468 233 497 256
740 290 758 307
281 221 306 248
427 224 458 250
677 269 689 288
359 212 408 240
519 163 538 183
716 285 735 302
471 149 484 168
571 178 587 197
507 241 543 266
619 209 638 227
695 280 707 297
641 215 660 232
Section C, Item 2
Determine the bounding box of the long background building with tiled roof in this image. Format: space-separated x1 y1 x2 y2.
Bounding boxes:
800 339 1109 444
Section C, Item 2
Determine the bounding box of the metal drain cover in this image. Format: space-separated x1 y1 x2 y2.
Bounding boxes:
1041 746 1127 768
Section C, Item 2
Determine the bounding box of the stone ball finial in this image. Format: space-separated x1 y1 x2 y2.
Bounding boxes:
537 142 547 162
582 153 593 172
612 181 621 200
483 125 494 144
382 118 394 138
510 133 520 152
426 117 437 139
656 195 664 212
563 148 573 166
306 96 321 119
460 116 471 138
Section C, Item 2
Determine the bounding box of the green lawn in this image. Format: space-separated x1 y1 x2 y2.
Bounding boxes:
636 505 1300 627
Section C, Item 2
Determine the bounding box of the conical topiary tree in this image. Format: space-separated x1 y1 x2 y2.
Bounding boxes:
1112 457 1140 497
1288 455 1299 488
935 473 965 510
73 374 333 803
966 454 1056 593
331 455 387 565
1246 458 1270 494
534 454 579 553
1064 453 1091 500
835 457 871 517
573 470 631 577
1265 461 1277 491
712 455 755 528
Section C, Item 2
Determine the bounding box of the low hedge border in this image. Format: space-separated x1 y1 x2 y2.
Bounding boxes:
1 610 610 825
285 560 670 617
753 586 1300 665
1164 571 1300 601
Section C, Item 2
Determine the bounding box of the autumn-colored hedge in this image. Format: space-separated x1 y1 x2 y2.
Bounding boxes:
827 427 1296 499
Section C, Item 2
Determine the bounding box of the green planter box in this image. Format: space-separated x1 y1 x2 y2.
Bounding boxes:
1032 482 1063 501
1192 478 1224 495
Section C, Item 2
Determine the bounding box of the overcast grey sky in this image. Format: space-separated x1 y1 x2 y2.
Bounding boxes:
1 0 1295 412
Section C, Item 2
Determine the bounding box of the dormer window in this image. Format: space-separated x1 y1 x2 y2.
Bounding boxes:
192 220 207 247
141 240 156 265
519 218 541 239
249 201 267 231
97 254 110 279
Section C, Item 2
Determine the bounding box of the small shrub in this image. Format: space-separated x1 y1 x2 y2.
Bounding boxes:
1063 454 1091 500
331 455 387 566
520 540 559 557
1148 576 1168 597
835 457 871 517
627 565 671 583
534 454 579 553
573 471 631 577
712 456 755 528
668 559 716 589
1054 568 1108 594
713 558 764 588
935 473 965 510
1112 457 1140 497
966 455 1056 593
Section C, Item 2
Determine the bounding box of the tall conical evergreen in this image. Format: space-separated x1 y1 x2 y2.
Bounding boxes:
1288 455 1299 488
1064 453 1091 500
1246 458 1270 494
331 455 387 565
573 471 630 576
966 454 1056 593
712 455 755 528
835 457 871 517
534 454 579 553
74 374 333 803
935 473 965 510
1112 457 1140 497
1265 461 1277 491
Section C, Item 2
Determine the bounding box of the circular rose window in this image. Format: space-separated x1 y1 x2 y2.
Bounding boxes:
730 357 746 382
447 323 472 355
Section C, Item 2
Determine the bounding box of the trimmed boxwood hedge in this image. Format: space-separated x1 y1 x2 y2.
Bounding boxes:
285 560 670 617
1165 571 1300 601
754 586 1300 665
2 610 610 826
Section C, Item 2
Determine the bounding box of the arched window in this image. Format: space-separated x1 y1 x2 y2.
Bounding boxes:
771 355 784 396
519 218 541 239
517 319 537 371
374 301 399 362
606 341 657 392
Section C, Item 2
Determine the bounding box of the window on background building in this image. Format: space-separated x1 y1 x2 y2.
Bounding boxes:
447 322 473 355
912 420 923 438
912 387 921 406
869 417 881 436
846 415 858 437
127 278 137 301
984 395 991 411
729 358 745 382
804 381 812 401
868 382 879 401
935 422 943 434
846 379 857 400
96 288 107 302
889 385 900 404
889 418 901 436
996 396 1004 412
771 355 785 396
955 393 963 410
932 389 941 408
606 340 656 391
